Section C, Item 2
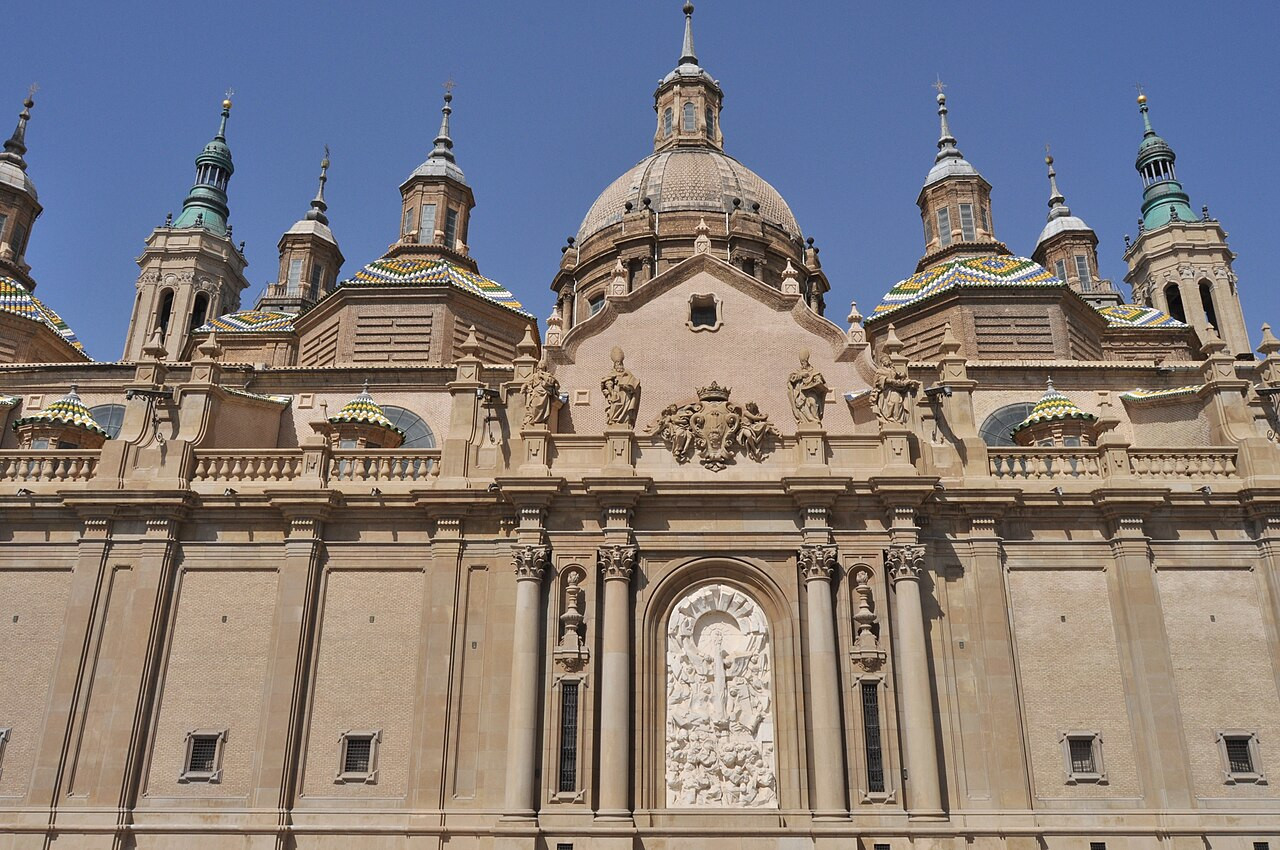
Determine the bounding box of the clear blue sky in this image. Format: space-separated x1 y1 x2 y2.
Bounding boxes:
9 1 1279 360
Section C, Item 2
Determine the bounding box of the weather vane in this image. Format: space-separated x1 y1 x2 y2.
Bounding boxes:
932 76 947 95
225 87 236 101
443 78 456 97
1134 82 1145 97
27 83 39 99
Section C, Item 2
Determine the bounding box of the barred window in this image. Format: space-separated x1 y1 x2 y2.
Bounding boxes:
337 730 380 783
180 729 226 782
1069 737 1096 774
1218 731 1264 782
344 736 373 773
861 681 885 793
1060 731 1105 784
558 680 580 792
1090 843 1106 850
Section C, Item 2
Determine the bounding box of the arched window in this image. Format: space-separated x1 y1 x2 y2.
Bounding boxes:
1165 283 1187 323
662 108 674 137
380 406 436 449
1199 280 1218 330
189 292 210 331
705 107 715 138
156 289 175 338
979 402 1036 447
682 102 696 132
89 404 126 440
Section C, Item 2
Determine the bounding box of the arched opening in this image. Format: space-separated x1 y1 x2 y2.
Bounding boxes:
380 405 436 449
682 102 696 132
156 289 175 339
188 292 210 331
1199 280 1218 330
1165 283 1187 323
662 108 674 137
89 404 126 440
979 402 1036 447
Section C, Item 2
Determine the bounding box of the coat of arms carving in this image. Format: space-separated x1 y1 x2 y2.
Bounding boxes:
648 383 779 471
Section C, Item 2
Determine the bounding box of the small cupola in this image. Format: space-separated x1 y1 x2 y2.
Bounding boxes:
13 385 108 449
1134 93 1195 231
653 2 724 152
1032 151 1118 307
259 148 344 313
172 97 236 235
398 89 475 257
1010 378 1099 447
323 382 404 449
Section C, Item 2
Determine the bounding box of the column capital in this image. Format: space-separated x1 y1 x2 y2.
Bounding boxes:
597 543 637 583
886 543 926 583
513 544 550 582
797 543 838 582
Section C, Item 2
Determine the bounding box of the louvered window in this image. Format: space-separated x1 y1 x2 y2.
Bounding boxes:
936 207 952 247
959 203 976 241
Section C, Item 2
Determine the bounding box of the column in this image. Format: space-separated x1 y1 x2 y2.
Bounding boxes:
886 543 944 818
798 544 848 818
503 543 550 819
595 543 637 820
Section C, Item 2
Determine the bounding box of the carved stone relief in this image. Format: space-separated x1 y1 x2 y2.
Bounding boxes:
666 583 777 808
648 383 778 471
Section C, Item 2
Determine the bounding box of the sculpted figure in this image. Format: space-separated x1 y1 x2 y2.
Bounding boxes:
521 360 559 428
600 346 640 426
787 348 829 425
737 402 779 462
872 354 919 425
648 384 777 470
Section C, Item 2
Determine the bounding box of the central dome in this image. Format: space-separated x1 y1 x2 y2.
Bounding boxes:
577 147 802 244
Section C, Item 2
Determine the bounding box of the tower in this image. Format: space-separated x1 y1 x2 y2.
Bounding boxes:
915 86 1008 271
652 2 724 153
1123 93 1251 356
1031 151 1120 308
0 88 42 291
257 149 343 314
396 89 474 256
123 97 250 361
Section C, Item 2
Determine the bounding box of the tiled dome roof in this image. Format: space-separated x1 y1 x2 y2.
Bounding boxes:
577 148 801 244
328 383 404 435
341 255 526 315
869 255 1059 323
1011 381 1096 438
1095 304 1187 328
14 386 107 436
0 275 88 357
196 309 297 334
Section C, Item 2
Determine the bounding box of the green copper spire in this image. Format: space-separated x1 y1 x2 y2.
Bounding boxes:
172 96 235 235
1134 93 1195 231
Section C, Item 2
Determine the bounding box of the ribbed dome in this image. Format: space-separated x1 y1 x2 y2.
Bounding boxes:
577 148 801 244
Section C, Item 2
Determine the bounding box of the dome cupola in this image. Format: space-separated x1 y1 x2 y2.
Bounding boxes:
1134 93 1195 230
172 98 236 235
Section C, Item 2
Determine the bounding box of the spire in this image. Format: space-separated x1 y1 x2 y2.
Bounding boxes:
1045 148 1071 220
172 95 236 235
933 79 963 164
679 1 698 66
404 84 467 186
0 86 35 169
1132 91 1195 230
430 90 455 163
305 146 330 224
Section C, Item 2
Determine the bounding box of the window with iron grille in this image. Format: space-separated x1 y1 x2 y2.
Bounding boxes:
1090 842 1106 850
336 730 380 783
1226 736 1254 773
180 729 226 782
861 681 885 793
1254 842 1269 850
1069 737 1096 774
344 736 373 773
558 681 580 792
1060 731 1105 784
874 844 891 850
1218 731 1264 783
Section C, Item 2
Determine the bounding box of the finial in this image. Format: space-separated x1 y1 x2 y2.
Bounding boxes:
2 83 37 166
933 78 962 162
430 84 456 162
216 90 233 141
1045 375 1056 393
1135 84 1155 136
679 1 698 66
1044 143 1070 219
306 145 330 223
360 379 371 396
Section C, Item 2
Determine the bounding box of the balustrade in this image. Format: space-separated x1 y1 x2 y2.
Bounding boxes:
988 447 1104 479
328 450 439 483
0 450 99 483
191 451 304 483
1128 449 1237 479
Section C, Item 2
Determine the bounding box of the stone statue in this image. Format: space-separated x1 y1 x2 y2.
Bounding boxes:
738 402 779 462
871 354 919 425
666 584 777 808
787 348 829 425
600 346 640 427
521 360 559 428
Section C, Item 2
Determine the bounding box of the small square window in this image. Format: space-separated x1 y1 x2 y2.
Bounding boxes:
336 729 380 784
1060 731 1106 784
1217 731 1266 784
1090 843 1107 850
180 729 227 783
687 293 721 332
1253 842 1269 850
0 727 10 780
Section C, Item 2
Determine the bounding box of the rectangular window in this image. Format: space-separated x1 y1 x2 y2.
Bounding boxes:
558 680 580 792
287 258 303 295
1254 843 1270 850
336 730 380 783
588 294 605 316
1219 732 1264 782
959 203 976 241
443 208 459 249
1061 732 1105 784
0 212 8 243
417 203 437 244
402 206 415 236
980 204 990 232
180 729 227 782
1069 737 1096 773
309 262 325 292
1090 843 1107 850
874 845 891 850
12 222 27 257
1055 259 1068 281
557 844 574 850
923 214 932 244
1074 254 1093 291
936 207 952 247
861 681 886 793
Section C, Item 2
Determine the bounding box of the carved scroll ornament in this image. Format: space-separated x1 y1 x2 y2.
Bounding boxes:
884 544 925 583
513 544 550 581
648 383 779 471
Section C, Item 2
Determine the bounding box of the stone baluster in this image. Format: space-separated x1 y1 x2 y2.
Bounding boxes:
886 543 944 818
503 542 551 820
798 543 848 818
596 543 637 820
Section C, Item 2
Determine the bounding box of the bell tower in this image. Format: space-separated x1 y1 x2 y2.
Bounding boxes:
1123 93 1251 356
123 97 250 361
1032 151 1120 308
395 88 475 257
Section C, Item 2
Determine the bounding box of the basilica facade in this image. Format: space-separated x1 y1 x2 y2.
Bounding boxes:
1 6 1279 850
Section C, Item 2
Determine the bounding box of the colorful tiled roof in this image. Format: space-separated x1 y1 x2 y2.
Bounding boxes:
869 255 1059 322
13 386 107 436
343 255 526 314
223 387 291 405
1096 304 1188 329
1010 380 1096 437
0 395 18 407
1119 385 1204 403
0 275 89 357
328 383 404 435
196 309 296 334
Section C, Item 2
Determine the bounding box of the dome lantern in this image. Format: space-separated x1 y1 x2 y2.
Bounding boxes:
653 2 724 153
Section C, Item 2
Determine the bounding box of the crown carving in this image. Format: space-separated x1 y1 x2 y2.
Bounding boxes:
696 382 731 402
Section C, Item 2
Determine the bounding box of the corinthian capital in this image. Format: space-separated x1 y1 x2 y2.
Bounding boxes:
797 543 838 582
513 544 551 582
597 544 638 582
885 544 926 583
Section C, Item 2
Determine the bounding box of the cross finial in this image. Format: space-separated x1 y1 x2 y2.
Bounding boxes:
1134 82 1145 97
443 78 456 98
225 87 235 100
932 76 947 95
27 83 38 100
